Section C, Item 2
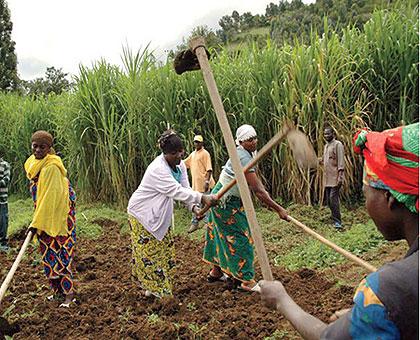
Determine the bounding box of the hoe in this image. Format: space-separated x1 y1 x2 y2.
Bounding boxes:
174 37 377 280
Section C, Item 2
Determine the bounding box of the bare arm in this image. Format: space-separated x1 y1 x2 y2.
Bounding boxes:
204 151 213 192
337 143 345 185
205 170 212 182
184 153 192 169
204 170 212 192
275 289 327 339
260 280 327 340
245 171 288 220
337 169 344 187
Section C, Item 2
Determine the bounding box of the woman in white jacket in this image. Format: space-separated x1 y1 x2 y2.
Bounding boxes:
127 129 217 298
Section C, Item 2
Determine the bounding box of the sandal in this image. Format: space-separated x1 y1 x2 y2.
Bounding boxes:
237 282 261 293
59 298 76 308
207 272 228 283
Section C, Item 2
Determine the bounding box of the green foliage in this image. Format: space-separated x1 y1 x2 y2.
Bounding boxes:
21 67 73 97
77 221 103 239
0 0 18 90
268 0 387 46
0 4 418 205
0 92 69 194
186 302 197 311
7 196 128 239
8 198 33 235
264 329 290 339
218 9 270 43
274 220 385 270
188 323 207 339
216 0 395 48
147 313 160 324
170 25 223 58
76 203 128 238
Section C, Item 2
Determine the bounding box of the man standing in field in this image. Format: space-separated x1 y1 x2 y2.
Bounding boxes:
184 133 215 233
320 126 345 229
0 156 11 251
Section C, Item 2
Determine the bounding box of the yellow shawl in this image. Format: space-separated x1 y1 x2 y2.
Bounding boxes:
24 154 70 237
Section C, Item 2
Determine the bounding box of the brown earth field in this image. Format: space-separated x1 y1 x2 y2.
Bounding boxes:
2 218 364 339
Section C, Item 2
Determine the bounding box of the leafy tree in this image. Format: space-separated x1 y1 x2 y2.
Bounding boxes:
265 3 280 18
218 15 234 31
21 66 72 96
252 14 268 27
190 26 222 47
173 0 396 54
168 25 223 60
231 10 240 28
269 0 389 46
240 12 254 29
0 0 18 90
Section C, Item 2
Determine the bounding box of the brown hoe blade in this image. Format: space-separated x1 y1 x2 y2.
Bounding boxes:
174 47 210 75
286 128 318 170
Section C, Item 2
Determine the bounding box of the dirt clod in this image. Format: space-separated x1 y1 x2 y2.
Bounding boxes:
298 268 316 279
0 317 20 338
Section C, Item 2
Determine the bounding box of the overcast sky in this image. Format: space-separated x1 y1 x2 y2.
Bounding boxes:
8 0 311 80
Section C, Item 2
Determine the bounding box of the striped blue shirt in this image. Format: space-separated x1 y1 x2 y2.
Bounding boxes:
0 158 11 204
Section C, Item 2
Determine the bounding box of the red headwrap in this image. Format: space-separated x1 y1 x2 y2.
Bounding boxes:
353 123 419 212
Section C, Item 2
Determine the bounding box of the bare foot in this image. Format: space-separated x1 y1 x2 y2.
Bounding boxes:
239 280 261 293
59 293 76 308
64 293 75 304
210 266 222 278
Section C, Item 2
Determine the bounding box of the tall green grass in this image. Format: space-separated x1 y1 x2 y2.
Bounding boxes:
0 93 71 194
0 4 417 206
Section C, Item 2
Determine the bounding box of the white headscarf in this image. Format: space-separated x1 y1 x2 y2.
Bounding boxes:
235 124 257 145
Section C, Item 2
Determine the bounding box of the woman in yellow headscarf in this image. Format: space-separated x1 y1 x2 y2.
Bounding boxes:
24 131 76 307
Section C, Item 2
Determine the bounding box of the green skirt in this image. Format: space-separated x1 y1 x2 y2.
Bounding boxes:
129 216 175 297
203 182 255 282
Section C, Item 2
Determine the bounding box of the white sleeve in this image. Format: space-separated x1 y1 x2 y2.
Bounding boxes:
150 164 201 211
179 161 191 188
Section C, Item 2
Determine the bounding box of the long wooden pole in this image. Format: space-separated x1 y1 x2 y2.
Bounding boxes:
190 37 273 280
0 230 34 307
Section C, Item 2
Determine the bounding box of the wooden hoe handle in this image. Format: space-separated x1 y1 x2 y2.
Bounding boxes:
191 37 274 281
0 230 34 307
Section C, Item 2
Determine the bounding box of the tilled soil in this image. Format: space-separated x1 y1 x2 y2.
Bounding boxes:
1 220 354 339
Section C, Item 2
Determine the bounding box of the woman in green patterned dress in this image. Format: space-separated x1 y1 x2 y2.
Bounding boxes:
203 125 289 292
